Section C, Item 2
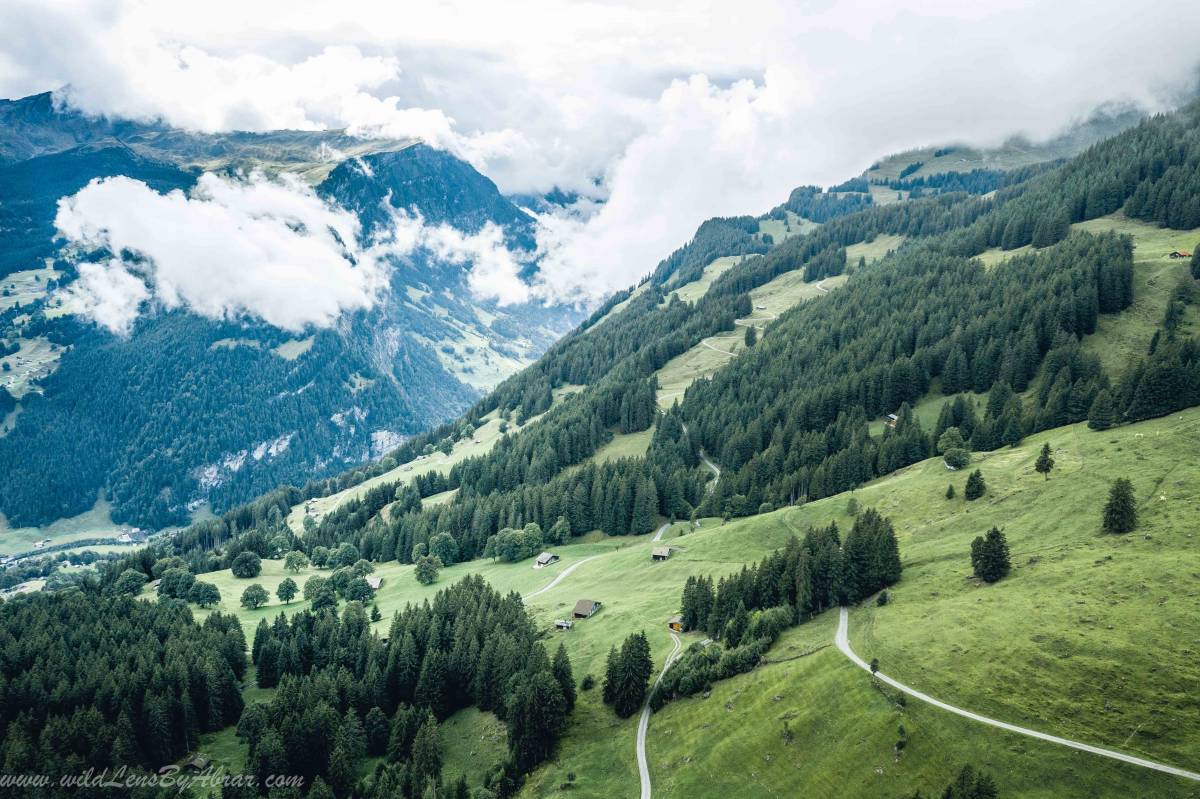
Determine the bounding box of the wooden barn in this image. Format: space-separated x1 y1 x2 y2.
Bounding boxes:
573 599 601 619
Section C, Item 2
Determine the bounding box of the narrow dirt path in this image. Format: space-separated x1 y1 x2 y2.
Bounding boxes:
652 521 670 542
835 608 1200 783
637 631 683 799
699 338 736 356
522 556 600 600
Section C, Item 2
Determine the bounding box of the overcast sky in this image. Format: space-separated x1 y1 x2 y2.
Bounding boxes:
5 0 1200 318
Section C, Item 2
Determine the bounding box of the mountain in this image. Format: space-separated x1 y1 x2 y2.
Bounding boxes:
60 97 1200 797
4 92 1200 799
0 93 583 531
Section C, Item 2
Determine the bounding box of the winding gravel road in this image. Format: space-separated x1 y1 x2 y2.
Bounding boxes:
836 608 1200 783
637 631 683 799
522 556 600 600
699 338 736 357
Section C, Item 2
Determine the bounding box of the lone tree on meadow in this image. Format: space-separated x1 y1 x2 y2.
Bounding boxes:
1034 442 1055 480
1103 478 1138 534
276 577 298 605
964 469 986 501
945 483 956 500
240 583 269 610
231 551 262 578
970 527 1011 583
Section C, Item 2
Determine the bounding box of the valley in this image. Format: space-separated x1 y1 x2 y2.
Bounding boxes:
3 74 1200 799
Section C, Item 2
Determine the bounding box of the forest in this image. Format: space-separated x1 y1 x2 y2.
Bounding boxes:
243 576 573 797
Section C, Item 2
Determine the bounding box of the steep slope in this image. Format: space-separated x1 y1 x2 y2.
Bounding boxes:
0 94 583 531
0 141 196 275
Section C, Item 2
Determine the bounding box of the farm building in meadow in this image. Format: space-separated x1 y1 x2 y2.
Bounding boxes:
884 413 899 430
554 619 574 631
573 599 601 619
366 576 383 591
651 546 672 561
186 754 211 773
1169 250 1192 259
668 615 683 632
534 551 560 568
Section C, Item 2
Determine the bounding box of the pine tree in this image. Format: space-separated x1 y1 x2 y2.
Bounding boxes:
1088 388 1119 430
945 483 955 500
744 326 757 348
964 470 986 501
972 527 1010 583
1102 478 1138 534
410 718 442 784
631 477 657 535
552 643 577 712
605 632 652 718
1034 442 1055 480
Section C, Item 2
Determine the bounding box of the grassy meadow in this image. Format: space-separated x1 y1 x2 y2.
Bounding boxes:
168 408 1200 797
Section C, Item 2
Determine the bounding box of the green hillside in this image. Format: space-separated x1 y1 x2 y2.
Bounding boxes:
20 98 1200 799
173 409 1200 797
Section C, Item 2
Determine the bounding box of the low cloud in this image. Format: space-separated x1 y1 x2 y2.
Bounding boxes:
55 173 537 335
8 1 1200 306
55 173 388 334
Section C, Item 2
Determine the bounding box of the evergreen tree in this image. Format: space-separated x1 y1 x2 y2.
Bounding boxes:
971 527 1010 583
1034 443 1055 480
1102 478 1138 534
631 477 657 535
411 718 442 785
945 483 955 500
744 326 757 348
964 470 986 501
604 632 653 718
1087 388 1119 430
552 643 577 712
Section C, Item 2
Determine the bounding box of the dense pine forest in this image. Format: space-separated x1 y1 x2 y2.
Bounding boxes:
0 593 246 786
243 576 570 798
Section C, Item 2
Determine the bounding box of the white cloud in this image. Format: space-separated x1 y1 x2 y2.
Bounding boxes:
54 172 537 334
7 0 1200 305
55 173 388 334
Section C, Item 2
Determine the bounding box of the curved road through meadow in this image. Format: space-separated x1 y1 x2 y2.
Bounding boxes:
637 631 683 799
523 556 600 600
836 608 1200 783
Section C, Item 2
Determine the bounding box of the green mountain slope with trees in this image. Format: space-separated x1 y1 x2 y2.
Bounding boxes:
7 97 1200 799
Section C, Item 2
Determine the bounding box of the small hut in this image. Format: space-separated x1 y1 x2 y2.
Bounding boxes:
651 546 672 561
667 615 683 632
534 552 560 569
573 599 601 619
554 619 574 631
